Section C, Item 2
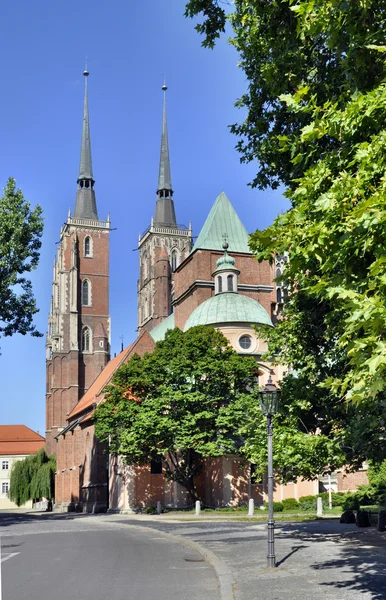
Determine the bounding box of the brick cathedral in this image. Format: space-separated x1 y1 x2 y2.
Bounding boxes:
47 72 319 512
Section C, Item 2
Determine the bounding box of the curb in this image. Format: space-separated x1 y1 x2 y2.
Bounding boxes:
97 519 236 600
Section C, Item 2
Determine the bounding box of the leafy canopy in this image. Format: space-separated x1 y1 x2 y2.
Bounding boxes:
0 177 43 339
186 0 386 464
9 448 56 506
94 326 259 500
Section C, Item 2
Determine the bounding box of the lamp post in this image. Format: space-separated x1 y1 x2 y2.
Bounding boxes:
259 374 280 569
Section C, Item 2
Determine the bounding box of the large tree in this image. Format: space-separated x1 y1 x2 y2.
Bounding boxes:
9 449 56 507
94 326 336 498
185 0 386 465
0 177 43 340
94 326 259 501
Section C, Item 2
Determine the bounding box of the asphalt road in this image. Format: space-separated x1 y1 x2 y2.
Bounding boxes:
0 513 219 600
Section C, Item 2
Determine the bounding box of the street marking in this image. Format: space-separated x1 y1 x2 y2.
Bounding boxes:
1 553 20 564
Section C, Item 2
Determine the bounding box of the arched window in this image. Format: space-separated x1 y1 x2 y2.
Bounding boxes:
84 236 91 257
276 267 281 279
82 280 90 306
143 252 148 281
218 276 222 292
82 327 91 352
171 251 177 272
227 275 233 291
276 287 282 304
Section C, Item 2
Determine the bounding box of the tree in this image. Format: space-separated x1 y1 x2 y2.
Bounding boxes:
94 326 262 501
185 0 386 465
94 326 338 498
9 449 56 507
0 177 43 339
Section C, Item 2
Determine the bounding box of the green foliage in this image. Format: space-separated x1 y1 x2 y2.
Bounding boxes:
343 494 360 511
186 1 386 467
0 178 43 339
282 497 299 510
263 501 284 512
353 461 386 506
9 448 56 506
298 495 318 511
94 326 259 501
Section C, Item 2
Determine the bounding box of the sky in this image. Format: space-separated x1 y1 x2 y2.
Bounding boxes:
0 0 289 435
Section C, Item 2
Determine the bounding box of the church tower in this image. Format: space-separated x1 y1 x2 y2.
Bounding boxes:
137 84 192 332
45 70 111 454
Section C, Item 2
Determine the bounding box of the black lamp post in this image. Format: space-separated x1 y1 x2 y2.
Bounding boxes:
259 374 280 569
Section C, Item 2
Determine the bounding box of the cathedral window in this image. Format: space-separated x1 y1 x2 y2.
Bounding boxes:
218 276 222 293
150 456 162 475
84 236 92 257
171 250 177 272
239 335 252 350
82 280 90 306
82 327 91 352
276 288 282 304
227 275 234 291
143 252 148 281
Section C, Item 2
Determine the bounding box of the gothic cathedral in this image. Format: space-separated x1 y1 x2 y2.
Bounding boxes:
45 70 111 454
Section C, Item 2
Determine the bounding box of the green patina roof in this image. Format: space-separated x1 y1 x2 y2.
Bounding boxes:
149 313 175 342
184 293 272 331
215 250 239 273
192 192 251 254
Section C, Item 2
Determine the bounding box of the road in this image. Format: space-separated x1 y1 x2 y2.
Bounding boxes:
0 512 219 600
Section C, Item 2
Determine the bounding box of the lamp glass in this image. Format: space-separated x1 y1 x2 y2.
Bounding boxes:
259 389 280 416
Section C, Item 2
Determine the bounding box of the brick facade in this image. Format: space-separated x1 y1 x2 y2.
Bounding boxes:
46 217 111 455
173 249 275 330
54 330 155 512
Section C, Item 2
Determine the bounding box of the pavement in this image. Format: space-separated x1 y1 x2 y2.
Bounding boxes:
1 510 386 600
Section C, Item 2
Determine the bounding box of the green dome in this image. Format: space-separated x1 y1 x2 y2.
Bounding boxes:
215 252 237 272
184 293 273 331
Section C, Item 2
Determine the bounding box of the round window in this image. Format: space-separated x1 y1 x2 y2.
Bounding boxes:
239 335 252 350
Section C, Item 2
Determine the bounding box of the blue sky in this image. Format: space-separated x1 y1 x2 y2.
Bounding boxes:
0 0 289 435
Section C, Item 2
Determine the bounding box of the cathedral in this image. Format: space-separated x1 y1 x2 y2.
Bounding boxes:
47 71 319 512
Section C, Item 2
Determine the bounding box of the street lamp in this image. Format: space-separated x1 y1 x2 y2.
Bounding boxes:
259 374 281 569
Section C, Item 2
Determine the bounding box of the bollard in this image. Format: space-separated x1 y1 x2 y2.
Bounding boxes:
316 496 323 517
156 501 162 515
248 498 254 516
195 500 201 516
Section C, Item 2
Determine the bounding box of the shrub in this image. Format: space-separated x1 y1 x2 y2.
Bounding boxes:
144 506 157 514
319 491 347 507
298 495 317 511
263 501 284 512
343 494 360 511
331 492 347 507
282 498 299 510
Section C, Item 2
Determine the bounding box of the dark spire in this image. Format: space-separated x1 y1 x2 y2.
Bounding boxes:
154 82 177 227
74 68 99 220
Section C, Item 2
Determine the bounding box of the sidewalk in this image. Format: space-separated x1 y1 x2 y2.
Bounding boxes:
102 513 386 600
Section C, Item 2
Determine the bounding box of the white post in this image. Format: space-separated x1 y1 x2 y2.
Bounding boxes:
328 474 332 510
248 498 254 516
317 496 323 517
195 500 201 516
156 501 162 515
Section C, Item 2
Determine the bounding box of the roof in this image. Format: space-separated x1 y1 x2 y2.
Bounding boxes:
192 192 252 254
0 425 45 456
68 329 155 421
75 71 99 221
68 344 134 420
184 292 273 331
149 313 175 342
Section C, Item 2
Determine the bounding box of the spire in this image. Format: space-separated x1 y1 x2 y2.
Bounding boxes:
154 81 177 227
74 68 99 220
